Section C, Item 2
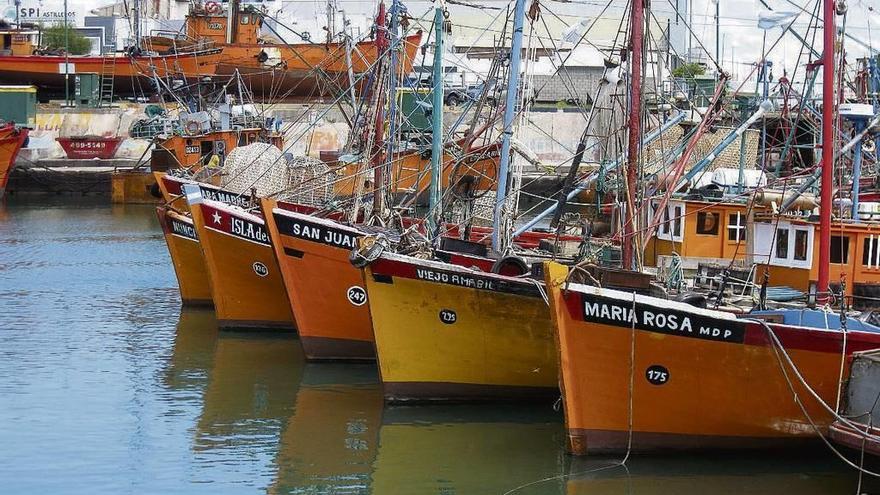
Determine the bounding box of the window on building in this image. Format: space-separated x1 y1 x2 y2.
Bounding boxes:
775 228 789 259
831 236 850 264
727 212 746 241
696 212 720 235
864 236 880 268
794 229 808 261
673 206 683 237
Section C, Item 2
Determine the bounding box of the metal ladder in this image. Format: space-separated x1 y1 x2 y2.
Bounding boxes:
99 45 117 108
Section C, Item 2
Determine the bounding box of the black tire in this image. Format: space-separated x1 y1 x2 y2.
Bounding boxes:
446 94 461 107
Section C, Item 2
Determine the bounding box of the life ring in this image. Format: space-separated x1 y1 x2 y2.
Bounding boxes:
184 120 201 136
205 1 221 14
349 234 389 268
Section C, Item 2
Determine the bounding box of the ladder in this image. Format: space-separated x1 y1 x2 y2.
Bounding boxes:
99 45 117 108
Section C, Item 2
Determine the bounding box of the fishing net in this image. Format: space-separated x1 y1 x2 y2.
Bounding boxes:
221 142 287 196
282 155 335 207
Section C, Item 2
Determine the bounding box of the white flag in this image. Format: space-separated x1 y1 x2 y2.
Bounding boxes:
757 11 798 29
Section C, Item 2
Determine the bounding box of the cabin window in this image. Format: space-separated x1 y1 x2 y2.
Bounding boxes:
727 212 746 241
673 206 683 237
831 236 850 264
775 229 789 259
661 206 670 234
793 229 808 261
696 212 720 235
864 236 880 268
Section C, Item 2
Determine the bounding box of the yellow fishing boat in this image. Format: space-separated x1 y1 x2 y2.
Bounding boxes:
361 251 558 401
187 190 295 331
156 205 213 306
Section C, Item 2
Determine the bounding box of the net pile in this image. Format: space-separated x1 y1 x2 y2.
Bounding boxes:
282 155 335 207
221 143 287 196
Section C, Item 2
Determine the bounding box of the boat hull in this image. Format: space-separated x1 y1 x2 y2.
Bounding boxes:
364 254 558 402
0 50 221 96
0 124 27 197
189 198 295 331
543 262 880 455
156 206 213 306
260 201 374 360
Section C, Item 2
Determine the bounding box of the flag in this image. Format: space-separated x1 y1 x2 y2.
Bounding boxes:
757 11 798 29
561 19 590 44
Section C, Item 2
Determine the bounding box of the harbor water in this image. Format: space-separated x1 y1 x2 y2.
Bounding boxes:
0 197 873 494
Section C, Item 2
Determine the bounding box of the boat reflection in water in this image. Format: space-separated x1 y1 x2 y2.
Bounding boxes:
161 309 866 494
271 363 383 494
372 405 566 494
564 453 860 494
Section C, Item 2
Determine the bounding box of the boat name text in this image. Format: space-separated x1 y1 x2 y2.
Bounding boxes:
579 294 745 343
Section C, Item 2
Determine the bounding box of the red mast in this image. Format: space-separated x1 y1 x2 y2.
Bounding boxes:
817 0 835 298
623 0 644 270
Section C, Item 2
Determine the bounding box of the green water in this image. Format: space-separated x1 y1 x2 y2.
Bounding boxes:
0 198 872 494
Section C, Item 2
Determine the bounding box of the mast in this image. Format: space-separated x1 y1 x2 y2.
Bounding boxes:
226 0 237 44
427 1 445 235
491 0 526 251
386 0 401 190
817 0 836 298
371 2 388 218
622 0 644 270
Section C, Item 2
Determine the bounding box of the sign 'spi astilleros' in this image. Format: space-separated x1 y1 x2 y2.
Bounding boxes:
578 292 746 344
275 215 360 249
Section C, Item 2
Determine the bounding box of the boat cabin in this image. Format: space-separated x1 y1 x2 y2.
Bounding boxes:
0 29 39 56
185 11 261 45
754 214 880 307
644 198 751 268
152 128 282 171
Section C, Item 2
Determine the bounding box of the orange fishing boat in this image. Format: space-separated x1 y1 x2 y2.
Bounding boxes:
114 123 282 204
156 205 213 306
543 261 880 454
260 202 372 359
145 3 421 99
188 191 295 331
0 28 220 95
0 122 28 198
333 142 501 199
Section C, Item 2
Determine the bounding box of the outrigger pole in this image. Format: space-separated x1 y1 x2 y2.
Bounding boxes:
492 0 527 251
427 0 445 235
817 0 835 298
622 0 644 270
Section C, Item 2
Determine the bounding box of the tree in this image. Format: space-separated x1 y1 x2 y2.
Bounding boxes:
671 62 706 79
41 23 92 55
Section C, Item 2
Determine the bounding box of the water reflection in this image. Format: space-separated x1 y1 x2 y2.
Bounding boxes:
272 364 383 494
564 453 859 494
0 198 872 494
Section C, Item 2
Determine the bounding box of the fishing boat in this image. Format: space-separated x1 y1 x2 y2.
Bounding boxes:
156 205 213 306
260 203 375 359
144 0 421 99
543 261 880 454
0 27 220 95
113 82 283 204
187 189 296 331
0 121 28 198
362 250 558 401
